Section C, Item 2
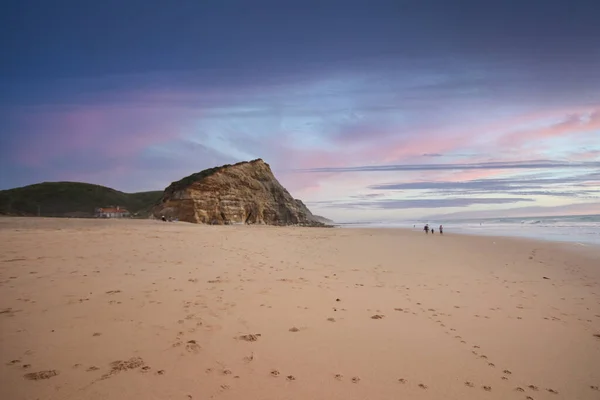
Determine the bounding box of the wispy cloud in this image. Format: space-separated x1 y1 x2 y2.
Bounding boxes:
309 197 535 210
425 202 600 220
298 160 600 173
498 110 600 147
422 153 444 157
368 172 600 191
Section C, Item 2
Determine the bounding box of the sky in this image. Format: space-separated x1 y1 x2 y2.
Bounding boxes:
1 0 599 222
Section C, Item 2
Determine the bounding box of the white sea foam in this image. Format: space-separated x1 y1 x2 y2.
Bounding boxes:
337 214 600 245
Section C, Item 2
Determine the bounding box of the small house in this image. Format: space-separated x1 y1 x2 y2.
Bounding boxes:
95 206 130 218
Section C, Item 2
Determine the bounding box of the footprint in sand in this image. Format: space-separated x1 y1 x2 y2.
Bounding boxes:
546 388 559 394
289 327 300 332
418 383 428 389
515 387 525 392
352 376 361 383
327 317 336 322
24 370 59 380
7 359 21 365
238 334 261 342
105 357 145 379
22 364 31 369
334 374 343 381
528 385 539 391
526 397 534 400
86 366 99 372
371 314 385 319
185 340 201 353
488 363 496 367
398 378 407 384
482 385 492 391
464 381 474 387
270 369 280 377
286 375 296 381
503 369 512 375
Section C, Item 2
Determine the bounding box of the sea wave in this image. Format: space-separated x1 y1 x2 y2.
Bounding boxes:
338 214 600 245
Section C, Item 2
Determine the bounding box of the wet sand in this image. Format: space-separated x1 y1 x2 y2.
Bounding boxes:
1 217 599 400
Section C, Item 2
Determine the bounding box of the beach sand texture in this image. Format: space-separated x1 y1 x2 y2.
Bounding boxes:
1 217 599 400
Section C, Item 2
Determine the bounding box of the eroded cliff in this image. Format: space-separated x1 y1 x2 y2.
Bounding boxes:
152 159 329 226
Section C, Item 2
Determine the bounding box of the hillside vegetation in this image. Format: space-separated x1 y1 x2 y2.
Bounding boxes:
0 182 162 217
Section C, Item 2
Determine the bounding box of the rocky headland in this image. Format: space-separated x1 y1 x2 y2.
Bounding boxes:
152 159 332 226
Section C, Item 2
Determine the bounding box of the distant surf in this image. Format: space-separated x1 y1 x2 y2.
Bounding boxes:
337 214 600 245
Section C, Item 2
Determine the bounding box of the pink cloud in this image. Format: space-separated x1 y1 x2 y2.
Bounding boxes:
274 108 600 198
425 168 506 184
11 104 196 168
427 201 600 220
498 109 600 147
568 148 600 161
351 106 600 166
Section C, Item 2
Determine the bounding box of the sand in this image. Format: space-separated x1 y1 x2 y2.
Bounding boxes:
1 217 599 400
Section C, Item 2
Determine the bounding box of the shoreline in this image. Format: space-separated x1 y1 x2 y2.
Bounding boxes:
335 222 600 247
337 224 600 248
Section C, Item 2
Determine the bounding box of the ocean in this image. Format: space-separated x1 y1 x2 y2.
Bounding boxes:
336 214 600 245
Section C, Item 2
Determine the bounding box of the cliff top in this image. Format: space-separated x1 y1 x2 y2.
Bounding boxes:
166 159 269 193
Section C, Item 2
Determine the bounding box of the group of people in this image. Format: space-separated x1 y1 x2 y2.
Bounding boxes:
423 223 443 235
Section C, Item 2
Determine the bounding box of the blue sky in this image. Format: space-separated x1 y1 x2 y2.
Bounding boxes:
1 0 599 221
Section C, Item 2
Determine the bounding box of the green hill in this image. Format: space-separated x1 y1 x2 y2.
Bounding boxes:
0 182 163 217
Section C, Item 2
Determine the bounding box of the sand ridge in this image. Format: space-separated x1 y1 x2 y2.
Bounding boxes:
0 217 599 399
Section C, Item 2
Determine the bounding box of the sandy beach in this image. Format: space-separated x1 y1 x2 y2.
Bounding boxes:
1 217 599 400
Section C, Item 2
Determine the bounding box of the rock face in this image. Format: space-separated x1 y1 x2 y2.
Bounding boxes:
152 159 330 226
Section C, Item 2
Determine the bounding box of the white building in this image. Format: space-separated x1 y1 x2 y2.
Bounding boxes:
95 206 130 218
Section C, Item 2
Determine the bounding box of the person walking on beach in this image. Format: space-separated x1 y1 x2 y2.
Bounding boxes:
439 225 443 235
431 228 435 234
424 224 429 234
